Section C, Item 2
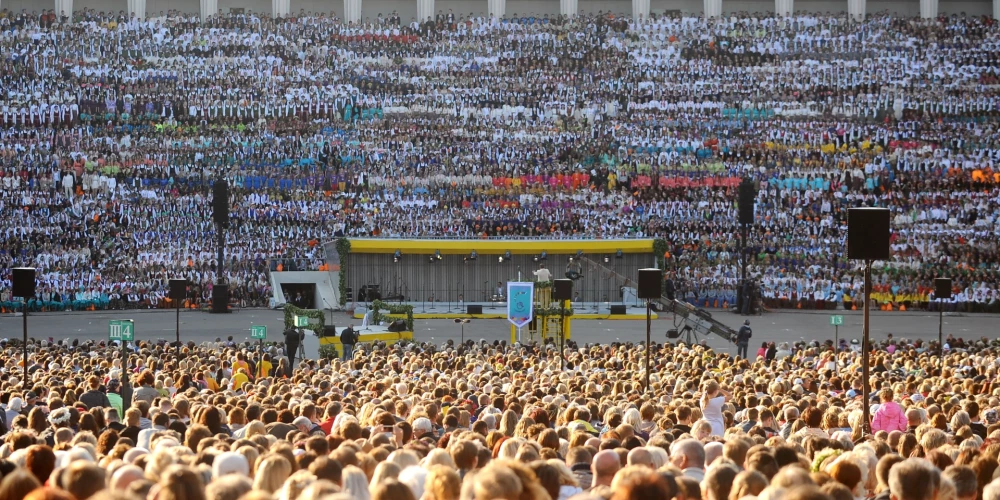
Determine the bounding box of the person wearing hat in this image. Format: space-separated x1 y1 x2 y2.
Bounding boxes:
736 320 752 359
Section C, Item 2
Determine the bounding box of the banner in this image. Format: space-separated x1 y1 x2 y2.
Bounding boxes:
507 282 535 328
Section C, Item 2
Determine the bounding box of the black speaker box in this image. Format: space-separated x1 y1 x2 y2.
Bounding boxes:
388 319 407 332
610 305 627 315
211 283 230 313
553 279 573 301
169 279 187 302
213 179 230 226
738 179 756 225
322 325 337 338
467 305 483 314
935 278 953 300
847 208 890 260
637 269 661 299
12 268 35 299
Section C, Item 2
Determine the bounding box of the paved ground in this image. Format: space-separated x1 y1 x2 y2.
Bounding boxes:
1 307 993 355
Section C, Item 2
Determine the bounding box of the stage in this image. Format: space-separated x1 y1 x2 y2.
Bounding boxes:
349 301 658 321
302 324 413 359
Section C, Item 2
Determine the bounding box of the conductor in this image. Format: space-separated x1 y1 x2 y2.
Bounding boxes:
283 327 302 372
341 324 358 361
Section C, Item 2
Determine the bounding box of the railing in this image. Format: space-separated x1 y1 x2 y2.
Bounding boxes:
340 236 650 241
267 258 328 272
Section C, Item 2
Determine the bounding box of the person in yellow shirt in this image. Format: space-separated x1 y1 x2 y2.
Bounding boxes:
257 354 273 379
234 353 251 378
202 371 220 392
231 368 249 391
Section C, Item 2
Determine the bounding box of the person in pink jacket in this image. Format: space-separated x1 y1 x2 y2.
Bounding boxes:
871 388 908 433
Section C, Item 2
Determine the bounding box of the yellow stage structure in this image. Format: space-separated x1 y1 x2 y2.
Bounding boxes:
510 296 572 344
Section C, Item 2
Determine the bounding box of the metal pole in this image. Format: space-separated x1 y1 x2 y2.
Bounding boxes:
939 307 943 360
834 325 838 352
645 299 651 393
22 298 28 383
560 300 566 370
741 224 748 314
461 323 464 345
861 260 873 435
121 339 129 409
175 302 181 355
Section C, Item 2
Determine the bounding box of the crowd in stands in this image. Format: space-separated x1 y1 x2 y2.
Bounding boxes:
0 330 999 500
1 7 1000 311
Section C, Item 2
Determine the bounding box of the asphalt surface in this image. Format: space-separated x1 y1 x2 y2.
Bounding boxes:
1 307 994 355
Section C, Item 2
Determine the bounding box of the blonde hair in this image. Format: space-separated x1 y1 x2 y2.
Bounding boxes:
252 455 291 493
245 420 266 438
369 462 401 493
424 465 461 500
422 449 456 469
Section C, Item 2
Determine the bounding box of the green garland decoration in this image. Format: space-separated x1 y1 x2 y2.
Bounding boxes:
318 344 340 360
283 304 326 337
369 300 415 331
336 238 351 306
534 281 552 289
653 238 669 270
534 305 574 318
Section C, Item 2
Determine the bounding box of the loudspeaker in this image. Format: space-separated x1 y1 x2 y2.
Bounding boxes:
211 283 229 313
738 178 756 225
610 305 627 315
169 279 187 302
467 305 483 315
12 268 35 299
213 179 230 226
322 325 337 338
847 208 891 260
387 319 407 332
638 269 661 299
553 279 573 301
935 278 953 300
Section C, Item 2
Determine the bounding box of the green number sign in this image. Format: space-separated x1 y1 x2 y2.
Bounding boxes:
294 315 309 327
250 325 267 339
830 315 844 326
109 320 134 341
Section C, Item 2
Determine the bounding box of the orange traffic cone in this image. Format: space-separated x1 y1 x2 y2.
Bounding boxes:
899 305 906 311
851 304 857 310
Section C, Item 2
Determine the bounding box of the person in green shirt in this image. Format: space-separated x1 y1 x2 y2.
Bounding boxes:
106 378 124 417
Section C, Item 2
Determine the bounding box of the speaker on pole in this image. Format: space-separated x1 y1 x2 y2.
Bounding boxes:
935 278 953 300
12 268 36 298
847 208 890 260
169 279 187 302
211 284 230 314
738 178 756 225
637 269 661 299
553 279 573 301
213 179 230 226
610 305 627 315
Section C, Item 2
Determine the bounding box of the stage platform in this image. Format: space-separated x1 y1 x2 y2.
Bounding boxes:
350 301 657 321
302 325 412 359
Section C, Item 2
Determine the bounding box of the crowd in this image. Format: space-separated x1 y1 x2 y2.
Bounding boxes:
0 331 999 500
1 8 1000 311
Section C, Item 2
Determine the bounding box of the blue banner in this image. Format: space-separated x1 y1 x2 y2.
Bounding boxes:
507 282 535 328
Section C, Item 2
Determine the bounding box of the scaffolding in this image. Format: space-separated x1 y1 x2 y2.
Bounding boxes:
510 293 572 345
